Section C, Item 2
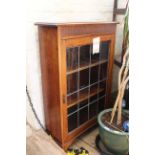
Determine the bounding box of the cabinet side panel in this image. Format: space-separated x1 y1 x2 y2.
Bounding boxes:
38 26 62 141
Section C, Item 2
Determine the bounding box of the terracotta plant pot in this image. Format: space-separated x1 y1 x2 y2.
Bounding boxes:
98 108 129 155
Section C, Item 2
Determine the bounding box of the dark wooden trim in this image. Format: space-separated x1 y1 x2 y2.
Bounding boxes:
114 8 126 15
113 0 129 67
113 0 128 21
113 0 118 21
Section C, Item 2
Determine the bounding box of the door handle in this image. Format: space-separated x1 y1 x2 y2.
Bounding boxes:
62 95 67 104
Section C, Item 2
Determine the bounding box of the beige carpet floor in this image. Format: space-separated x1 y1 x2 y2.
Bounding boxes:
26 124 100 155
26 123 66 155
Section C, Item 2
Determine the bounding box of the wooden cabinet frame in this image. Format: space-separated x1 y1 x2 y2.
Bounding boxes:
36 22 117 149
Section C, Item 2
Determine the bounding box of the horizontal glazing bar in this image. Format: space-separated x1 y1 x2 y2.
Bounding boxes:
67 87 104 108
67 60 108 75
67 78 106 97
67 95 106 117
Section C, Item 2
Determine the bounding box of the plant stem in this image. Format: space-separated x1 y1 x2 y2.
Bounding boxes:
110 50 129 124
117 76 129 125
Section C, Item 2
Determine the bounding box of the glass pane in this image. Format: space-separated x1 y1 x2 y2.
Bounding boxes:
67 93 78 105
100 63 108 80
79 106 88 125
67 47 79 71
68 112 78 132
80 69 89 89
99 90 106 98
89 101 98 119
100 41 109 60
90 94 98 103
90 65 99 84
80 45 90 67
90 83 98 94
67 72 78 94
79 88 89 101
98 97 105 112
90 44 100 64
68 104 78 115
79 99 88 108
99 81 106 90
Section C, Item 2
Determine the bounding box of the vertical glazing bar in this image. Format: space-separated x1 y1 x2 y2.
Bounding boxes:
97 42 102 112
88 44 91 119
104 41 110 108
77 46 80 127
67 49 69 103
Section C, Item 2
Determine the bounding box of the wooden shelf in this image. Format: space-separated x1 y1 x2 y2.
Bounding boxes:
67 60 108 75
67 87 104 108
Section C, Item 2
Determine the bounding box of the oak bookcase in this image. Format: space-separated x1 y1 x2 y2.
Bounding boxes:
36 22 117 149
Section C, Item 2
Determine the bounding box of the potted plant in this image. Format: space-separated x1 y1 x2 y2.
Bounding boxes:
97 10 129 154
98 49 129 155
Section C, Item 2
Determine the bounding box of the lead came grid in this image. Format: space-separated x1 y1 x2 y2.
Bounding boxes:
68 95 106 117
67 41 110 132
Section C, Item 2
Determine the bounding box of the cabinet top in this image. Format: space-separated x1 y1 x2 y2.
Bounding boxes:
35 21 118 27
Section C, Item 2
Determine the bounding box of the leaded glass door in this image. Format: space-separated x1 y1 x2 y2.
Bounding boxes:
63 36 111 134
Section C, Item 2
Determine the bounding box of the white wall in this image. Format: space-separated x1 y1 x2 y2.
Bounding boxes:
26 0 126 130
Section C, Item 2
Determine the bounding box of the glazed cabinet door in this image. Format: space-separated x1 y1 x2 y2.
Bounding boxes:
61 35 115 141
